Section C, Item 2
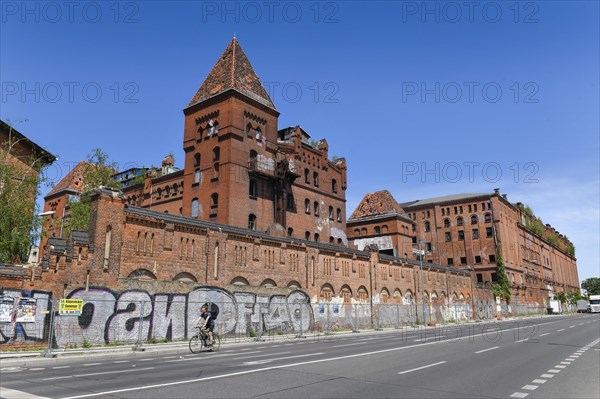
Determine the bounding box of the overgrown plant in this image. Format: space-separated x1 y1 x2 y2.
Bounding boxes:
491 242 511 304
60 148 121 237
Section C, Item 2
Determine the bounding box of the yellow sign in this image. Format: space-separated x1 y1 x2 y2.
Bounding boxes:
59 299 84 315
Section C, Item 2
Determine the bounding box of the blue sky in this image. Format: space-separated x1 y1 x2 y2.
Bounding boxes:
1 1 598 281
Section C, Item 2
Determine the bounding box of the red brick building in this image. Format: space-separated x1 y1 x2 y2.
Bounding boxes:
347 189 580 306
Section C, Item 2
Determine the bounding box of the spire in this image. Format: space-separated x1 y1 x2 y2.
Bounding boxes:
188 38 276 110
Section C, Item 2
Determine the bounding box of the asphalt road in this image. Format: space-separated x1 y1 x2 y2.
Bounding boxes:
1 314 598 399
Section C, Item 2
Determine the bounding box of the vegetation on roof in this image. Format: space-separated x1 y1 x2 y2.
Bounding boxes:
518 203 575 257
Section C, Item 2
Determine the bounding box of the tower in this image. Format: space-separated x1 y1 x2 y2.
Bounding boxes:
182 38 281 229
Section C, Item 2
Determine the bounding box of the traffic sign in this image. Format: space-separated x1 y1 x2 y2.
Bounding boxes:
412 248 425 256
59 299 83 316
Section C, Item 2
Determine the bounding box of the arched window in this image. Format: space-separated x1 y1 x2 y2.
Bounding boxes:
374 226 381 234
328 206 334 220
471 215 478 225
329 236 334 244
213 147 220 161
304 168 310 184
304 199 310 214
444 218 450 228
213 242 219 279
255 127 262 141
173 183 179 195
249 179 257 197
424 221 430 232
194 168 200 184
305 231 311 240
287 227 293 238
194 153 201 166
248 214 256 230
191 198 199 218
485 213 492 223
313 172 319 186
332 179 337 193
246 123 252 136
337 208 342 222
313 201 319 216
314 233 319 242
354 228 360 236
156 188 162 199
211 193 219 209
457 217 464 226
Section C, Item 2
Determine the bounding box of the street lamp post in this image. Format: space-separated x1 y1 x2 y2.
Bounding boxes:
412 240 426 324
419 239 426 324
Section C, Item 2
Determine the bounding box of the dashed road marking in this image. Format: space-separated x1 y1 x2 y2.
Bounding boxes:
113 360 129 363
475 346 499 354
555 365 566 369
522 385 538 391
532 379 546 384
398 361 446 375
548 369 561 373
557 329 565 332
83 363 102 366
53 366 71 369
540 374 554 378
539 333 550 337
510 392 528 398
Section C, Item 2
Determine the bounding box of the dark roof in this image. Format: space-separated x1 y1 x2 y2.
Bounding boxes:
125 206 469 274
188 38 276 110
0 264 26 278
0 119 56 165
71 231 90 245
47 237 68 253
401 193 491 209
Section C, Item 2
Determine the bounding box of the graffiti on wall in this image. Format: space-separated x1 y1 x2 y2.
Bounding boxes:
0 287 313 346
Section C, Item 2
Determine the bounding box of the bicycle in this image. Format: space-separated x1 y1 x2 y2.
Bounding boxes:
189 327 221 353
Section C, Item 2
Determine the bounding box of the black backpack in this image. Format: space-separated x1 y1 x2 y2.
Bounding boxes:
204 303 219 321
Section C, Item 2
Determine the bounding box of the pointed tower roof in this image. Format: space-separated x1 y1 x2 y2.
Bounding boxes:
188 38 276 110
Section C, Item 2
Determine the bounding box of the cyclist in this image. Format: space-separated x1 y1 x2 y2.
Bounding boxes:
193 304 215 348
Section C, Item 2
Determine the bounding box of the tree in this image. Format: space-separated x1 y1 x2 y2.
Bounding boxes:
61 149 121 237
555 291 566 304
0 135 48 263
581 278 600 295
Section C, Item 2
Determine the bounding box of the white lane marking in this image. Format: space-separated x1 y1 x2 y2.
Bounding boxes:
540 374 554 378
0 387 51 399
548 369 561 373
332 342 366 348
113 360 129 363
164 352 252 362
557 329 565 332
569 325 575 328
510 393 528 398
522 385 538 391
243 352 324 365
83 363 102 367
139 359 153 362
516 338 530 343
398 361 446 375
58 319 569 399
555 365 566 369
539 333 550 337
560 361 571 365
29 368 45 371
475 346 499 354
233 351 291 360
53 366 71 369
532 379 546 384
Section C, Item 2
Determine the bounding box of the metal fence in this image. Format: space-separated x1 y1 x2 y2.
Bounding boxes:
0 296 557 351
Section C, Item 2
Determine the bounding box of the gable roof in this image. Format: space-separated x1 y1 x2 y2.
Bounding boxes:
188 38 276 110
46 161 88 197
349 190 407 221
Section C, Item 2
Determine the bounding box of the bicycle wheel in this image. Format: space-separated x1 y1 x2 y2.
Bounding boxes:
211 333 221 351
189 334 202 354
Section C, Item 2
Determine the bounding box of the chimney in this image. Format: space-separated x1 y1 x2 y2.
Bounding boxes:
494 188 500 195
502 194 508 200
